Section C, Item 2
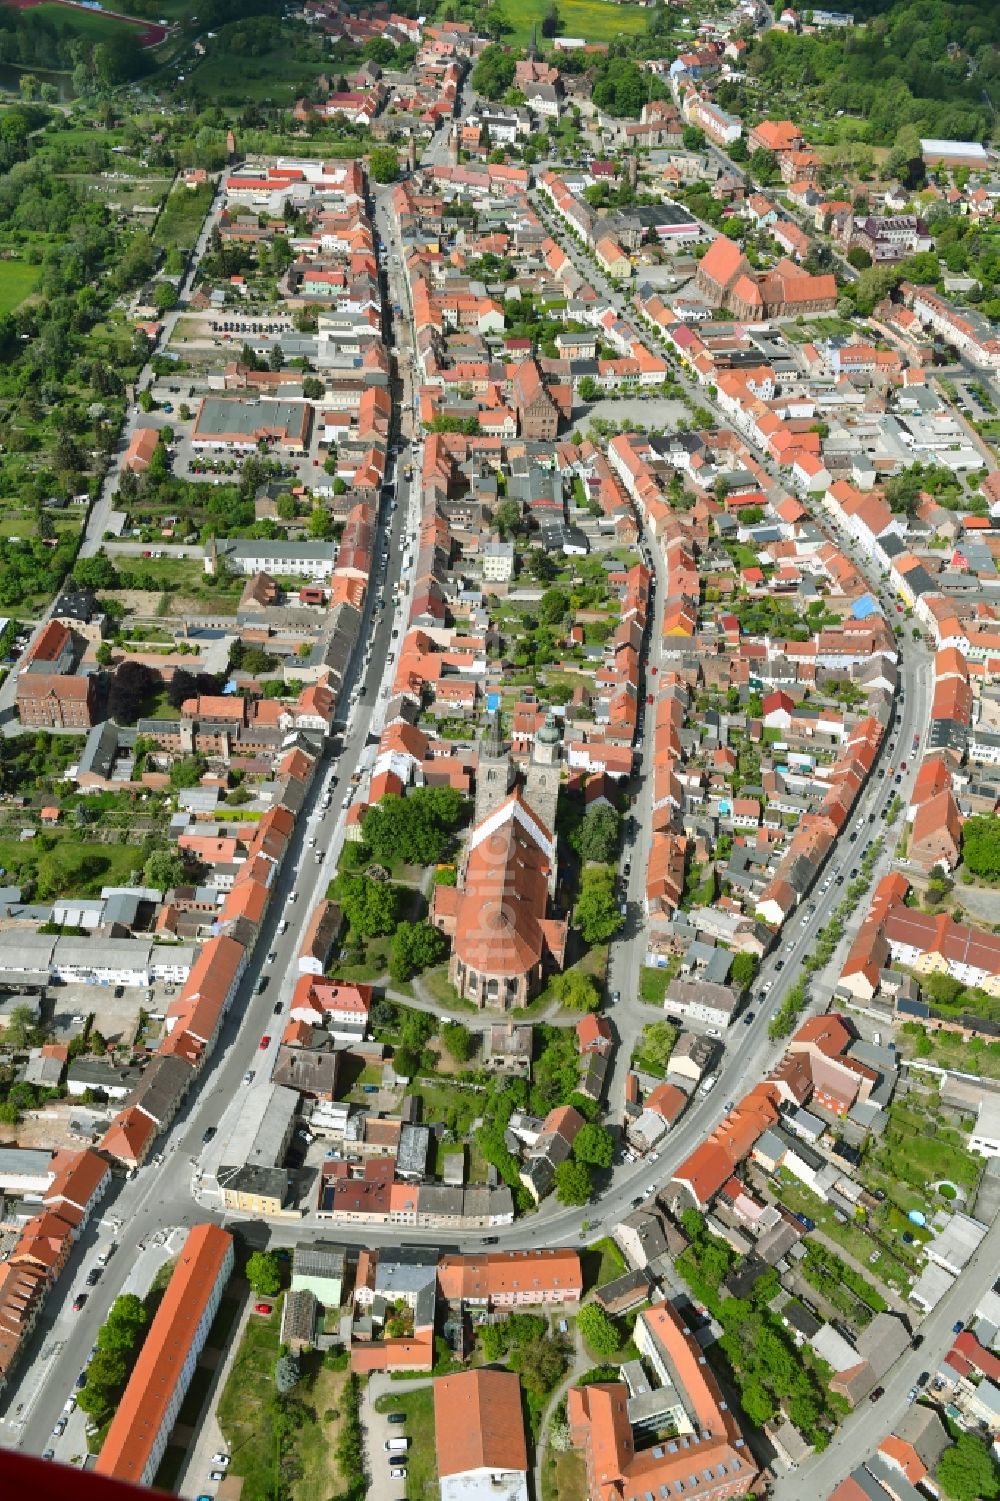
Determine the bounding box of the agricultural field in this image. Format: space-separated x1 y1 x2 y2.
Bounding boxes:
9 1 163 47
0 259 39 314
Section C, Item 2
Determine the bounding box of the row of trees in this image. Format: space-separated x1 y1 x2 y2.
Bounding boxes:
77 1294 150 1420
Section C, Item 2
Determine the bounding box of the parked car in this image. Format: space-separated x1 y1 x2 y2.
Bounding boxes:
72 1294 88 1312
259 1035 271 1049
211 1454 230 1467
387 1414 407 1426
743 1011 755 1025
869 1386 884 1403
202 1127 216 1144
254 1303 272 1315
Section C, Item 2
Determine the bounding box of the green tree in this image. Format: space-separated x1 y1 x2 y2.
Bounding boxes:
369 146 400 183
3 1004 41 1049
246 1250 282 1297
169 754 208 789
538 587 569 626
571 804 621 864
512 1333 567 1397
335 873 401 938
493 497 523 538
960 816 1000 880
577 1302 622 1358
575 866 622 945
730 952 757 989
143 849 187 890
574 1122 614 1169
554 1157 592 1205
87 1348 128 1391
471 43 517 100
550 969 601 1012
154 282 178 313
361 787 467 866
274 1351 300 1394
938 1433 1000 1501
95 641 113 667
636 1020 677 1071
388 919 446 982
441 1020 473 1062
740 1378 776 1426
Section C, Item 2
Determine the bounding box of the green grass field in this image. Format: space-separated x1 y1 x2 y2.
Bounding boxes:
0 261 39 315
20 3 139 43
186 45 324 106
502 0 649 45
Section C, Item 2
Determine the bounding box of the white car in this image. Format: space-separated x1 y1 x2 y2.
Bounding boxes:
211 1453 230 1467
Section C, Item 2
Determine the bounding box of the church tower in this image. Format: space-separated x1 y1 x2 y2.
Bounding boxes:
474 708 515 824
524 712 562 837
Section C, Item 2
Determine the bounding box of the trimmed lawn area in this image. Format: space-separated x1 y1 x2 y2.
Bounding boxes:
375 1386 437 1501
418 963 476 1011
640 962 677 1004
23 2 141 43
0 261 39 315
582 1236 627 1292
502 0 648 46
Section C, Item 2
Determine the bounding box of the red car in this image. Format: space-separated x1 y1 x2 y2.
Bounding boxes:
647 693 654 704
900 761 907 771
651 666 658 676
254 1303 273 1315
259 1034 271 1050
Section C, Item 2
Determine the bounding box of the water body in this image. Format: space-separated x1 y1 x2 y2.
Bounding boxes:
0 63 75 102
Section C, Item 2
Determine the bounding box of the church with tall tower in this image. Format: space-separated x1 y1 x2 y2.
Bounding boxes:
473 709 563 836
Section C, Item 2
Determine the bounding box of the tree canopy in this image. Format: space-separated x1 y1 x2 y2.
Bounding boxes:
246 1250 282 1297
361 787 468 867
574 865 623 945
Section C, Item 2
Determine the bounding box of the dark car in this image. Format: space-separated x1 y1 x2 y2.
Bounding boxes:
483 1235 498 1245
869 1386 884 1403
775 960 784 971
743 1011 754 1025
911 1334 924 1349
201 1126 216 1144
387 1413 407 1426
72 1293 88 1313
85 1268 101 1286
916 1371 929 1387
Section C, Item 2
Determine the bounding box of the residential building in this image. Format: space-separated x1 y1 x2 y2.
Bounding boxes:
434 1368 529 1501
95 1224 234 1488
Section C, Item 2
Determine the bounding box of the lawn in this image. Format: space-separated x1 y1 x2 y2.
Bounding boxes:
500 0 649 43
419 962 477 1012
639 965 673 1005
0 261 39 316
21 2 142 43
375 1386 437 1501
0 836 147 894
411 1080 482 1136
542 1449 587 1501
582 1236 626 1292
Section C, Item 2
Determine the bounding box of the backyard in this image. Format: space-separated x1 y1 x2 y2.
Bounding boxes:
216 1299 351 1501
